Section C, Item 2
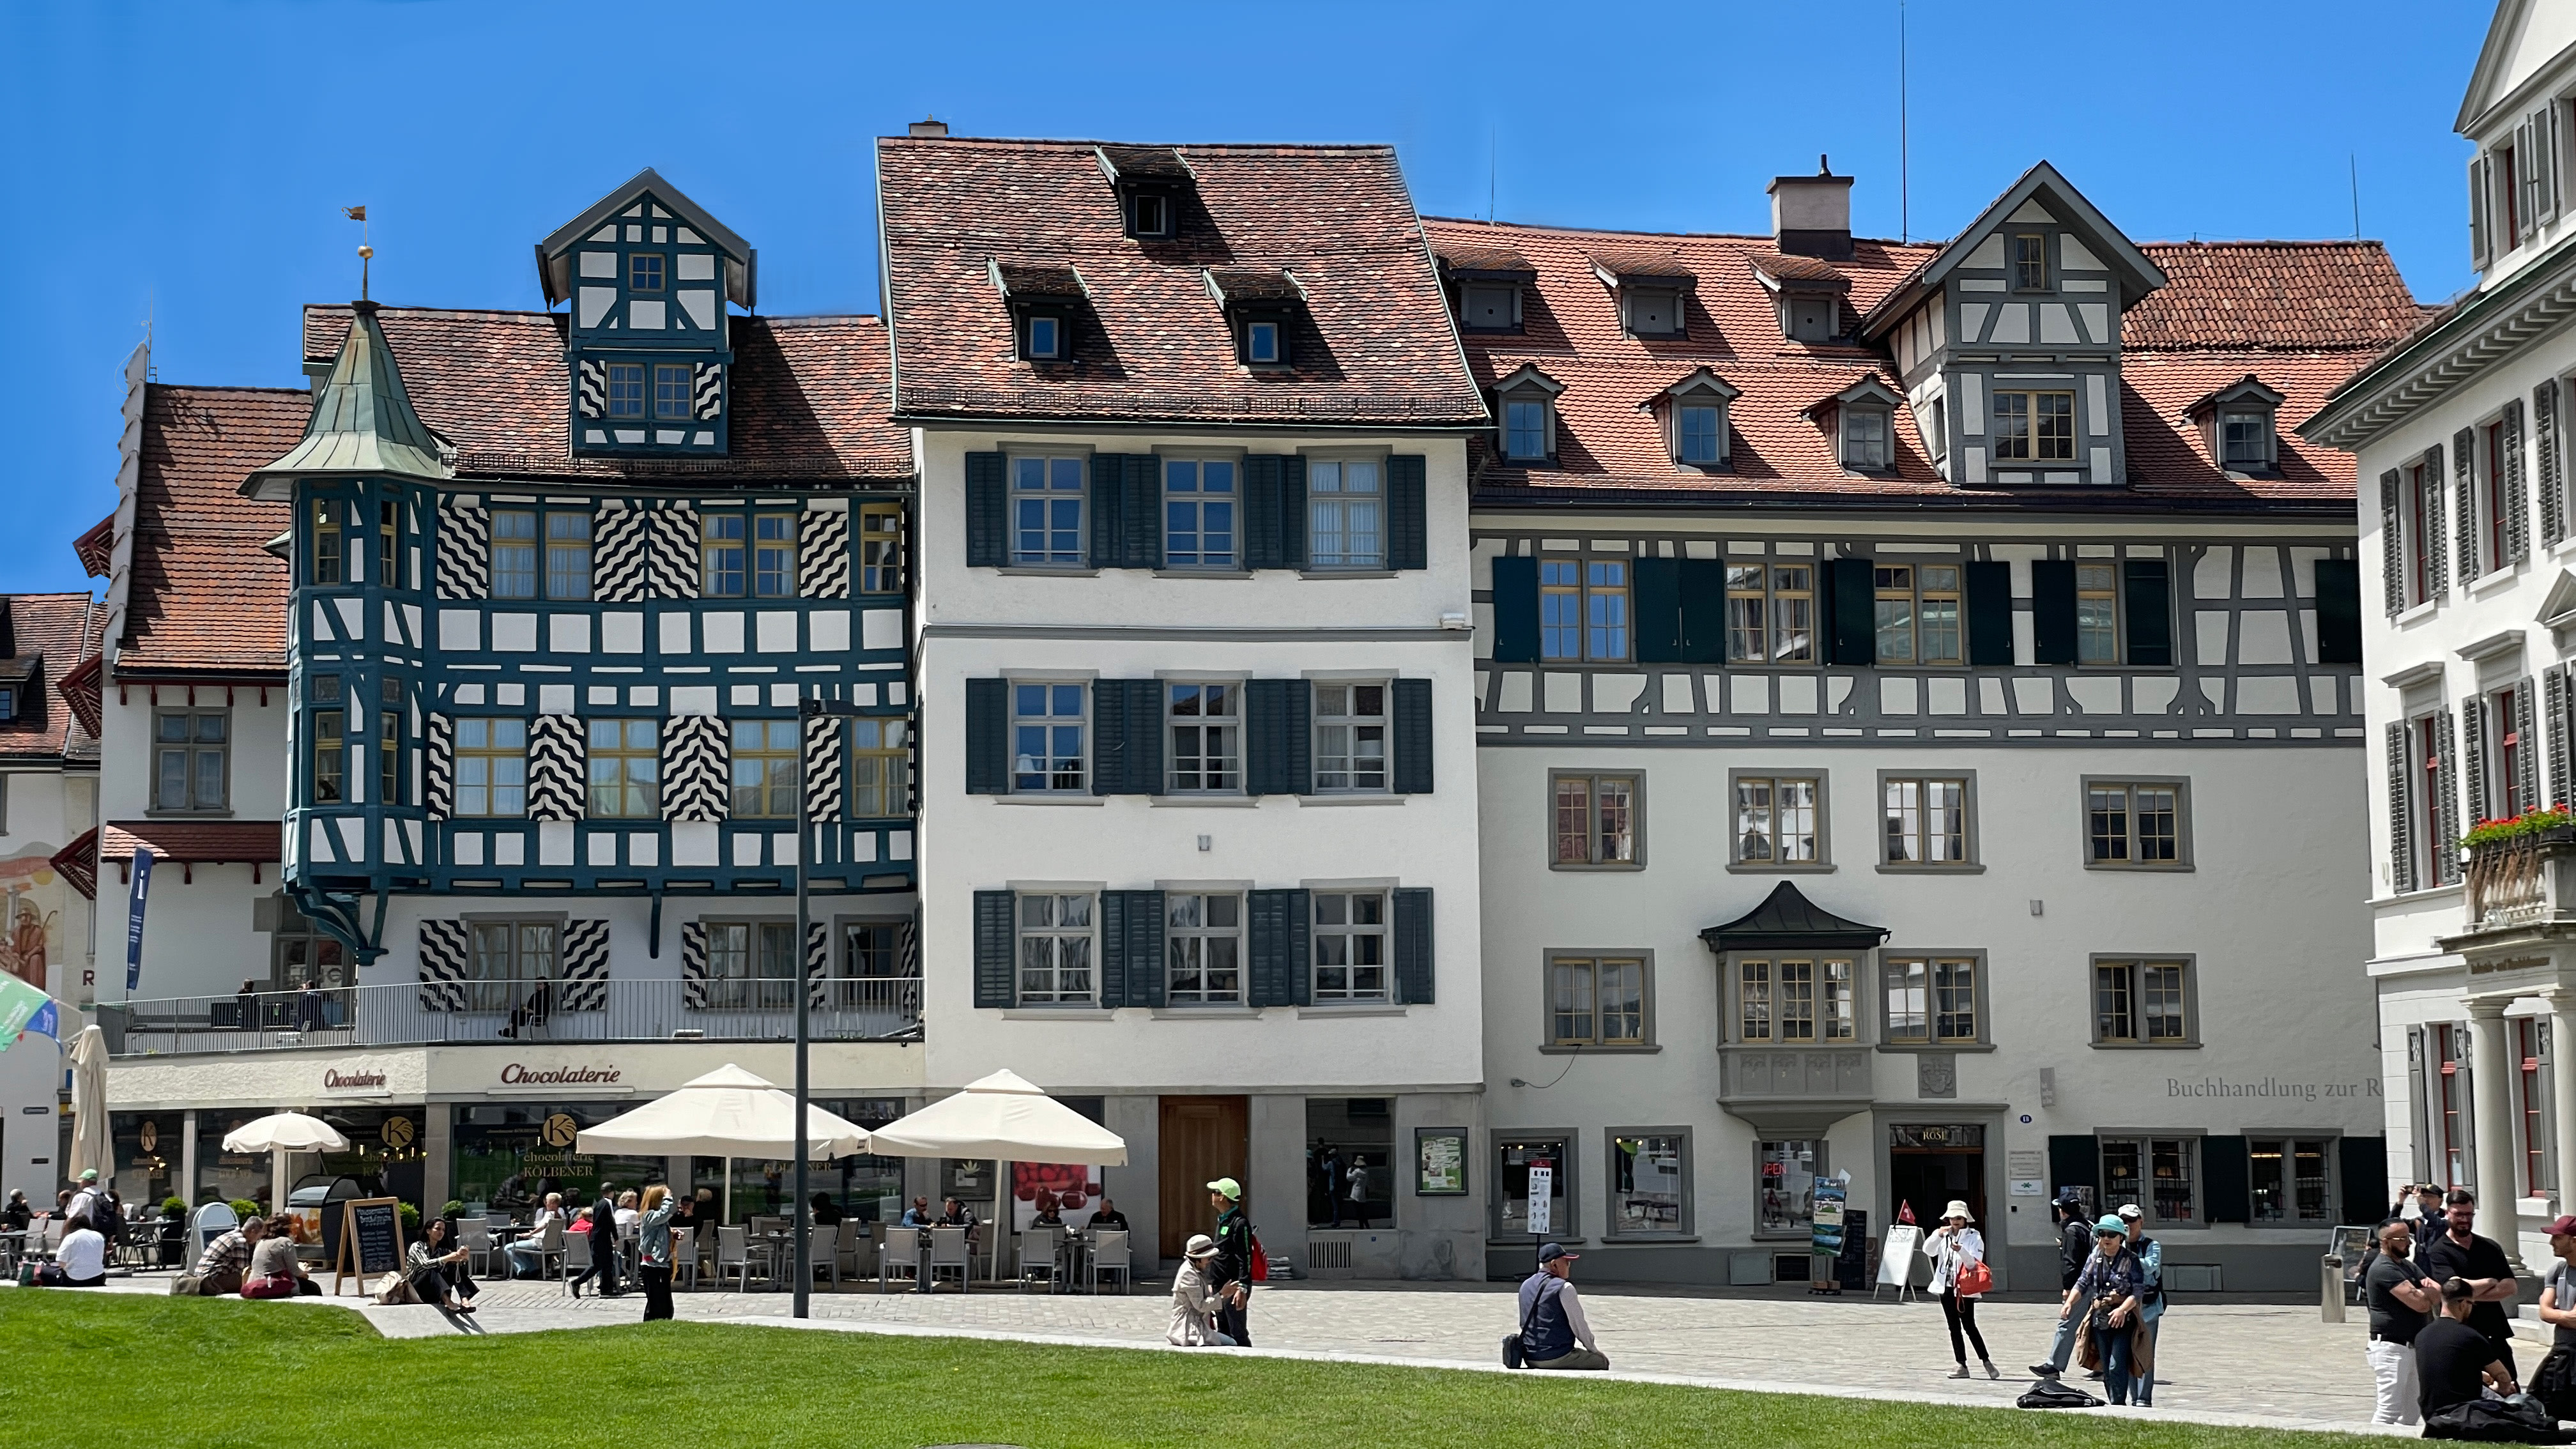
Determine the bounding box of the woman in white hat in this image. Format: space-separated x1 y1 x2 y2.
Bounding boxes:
1923 1199 1998 1379
1168 1233 1237 1347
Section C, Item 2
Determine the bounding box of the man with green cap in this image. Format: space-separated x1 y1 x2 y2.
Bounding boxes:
1207 1177 1253 1347
2060 1214 2146 1404
65 1170 107 1236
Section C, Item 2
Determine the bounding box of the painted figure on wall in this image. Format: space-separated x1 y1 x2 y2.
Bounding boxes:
0 900 51 990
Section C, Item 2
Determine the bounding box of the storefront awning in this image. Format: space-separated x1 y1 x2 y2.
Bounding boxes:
1699 881 1890 953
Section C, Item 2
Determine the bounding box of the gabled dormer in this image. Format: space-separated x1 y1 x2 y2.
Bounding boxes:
1096 144 1195 240
1437 242 1537 334
1804 378 1904 474
536 169 753 456
1749 251 1851 344
1492 362 1566 466
1646 367 1739 470
2185 374 2287 477
1205 267 1306 367
1589 250 1693 339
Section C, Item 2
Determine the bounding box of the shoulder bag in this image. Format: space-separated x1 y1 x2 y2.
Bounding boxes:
1955 1255 1993 1297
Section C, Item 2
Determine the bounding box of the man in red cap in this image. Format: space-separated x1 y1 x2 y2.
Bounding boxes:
2534 1213 2576 1417
1517 1243 1609 1370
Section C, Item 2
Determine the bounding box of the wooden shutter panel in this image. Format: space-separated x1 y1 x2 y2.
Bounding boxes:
803 921 829 1011
2455 427 2481 583
417 919 469 1011
964 678 1008 794
1088 455 1125 569
526 714 586 821
1098 889 1131 1009
1244 456 1284 569
2506 399 2532 562
1104 890 1166 1010
1491 555 1541 663
2437 709 2464 885
1387 454 1428 571
2047 1135 2099 1198
2540 381 2565 548
1632 556 1683 663
1247 888 1309 1008
1393 887 1433 1005
2426 446 2451 601
1965 561 2013 666
2462 696 2489 827
2313 558 2362 664
1392 678 1433 795
2121 559 2172 668
1243 678 1310 797
2472 154 2492 268
2380 471 2407 615
424 713 454 818
1679 558 1726 664
1091 680 1131 795
680 919 710 1008
1280 456 1309 569
1122 456 1162 569
1126 680 1164 795
965 452 1008 568
2030 558 2078 666
1826 558 1874 665
2550 667 2572 813
972 891 1016 1009
2388 722 2417 895
2202 1137 2251 1223
2518 679 2542 815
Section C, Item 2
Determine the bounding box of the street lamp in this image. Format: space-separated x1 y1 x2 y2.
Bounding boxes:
792 693 868 1321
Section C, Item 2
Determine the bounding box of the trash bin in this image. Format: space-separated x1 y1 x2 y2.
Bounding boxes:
2322 1254 2345 1322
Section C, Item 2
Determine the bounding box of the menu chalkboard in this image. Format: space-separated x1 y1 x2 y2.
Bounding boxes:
334 1197 406 1296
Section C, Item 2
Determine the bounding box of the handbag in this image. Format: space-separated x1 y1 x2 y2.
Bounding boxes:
1955 1257 1993 1297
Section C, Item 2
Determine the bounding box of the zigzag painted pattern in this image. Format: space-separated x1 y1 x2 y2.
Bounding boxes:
645 501 700 599
436 498 490 601
424 714 454 819
593 500 652 602
680 921 709 1008
798 506 851 599
577 360 605 419
527 714 586 821
418 920 470 1011
898 917 918 979
802 713 843 821
661 714 728 822
560 920 610 1010
807 921 830 1009
693 363 724 420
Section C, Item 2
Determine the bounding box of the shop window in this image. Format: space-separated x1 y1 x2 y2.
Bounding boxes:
1610 1131 1689 1236
1757 1140 1823 1236
1308 1098 1395 1229
1494 1135 1570 1239
2100 1135 2197 1224
2248 1137 2334 1223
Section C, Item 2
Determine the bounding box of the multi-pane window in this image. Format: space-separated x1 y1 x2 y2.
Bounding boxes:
1504 400 1549 461
1167 684 1240 793
705 921 799 1011
850 718 910 818
2487 419 2511 571
2435 1023 2468 1189
491 510 539 599
1726 563 1814 663
2520 1018 2550 1197
2087 782 2183 866
1841 409 1890 470
2250 1138 2334 1223
1313 684 1386 793
2405 461 2435 607
607 364 646 418
1871 564 1961 665
1165 893 1242 1004
859 504 904 594
1993 391 2074 462
454 717 526 817
155 710 229 811
1540 558 1629 661
1738 958 1854 1043
2012 233 2048 291
839 920 910 1009
309 677 345 804
1313 891 1388 1001
1678 404 1724 465
1734 775 1821 864
1012 684 1086 792
1017 894 1095 1004
310 500 344 585
2101 1137 2196 1224
2076 563 2119 664
629 253 664 291
2221 411 2271 469
1012 456 1086 566
547 512 592 599
1884 956 1979 1044
467 920 556 1013
654 364 691 420
1309 459 1383 569
2093 959 2190 1044
378 500 399 585
1882 776 1969 864
379 678 401 806
1548 956 1646 1046
1552 773 1639 868
730 720 797 818
586 719 660 818
754 513 797 597
1164 460 1238 568
1611 1133 1687 1234
701 514 746 597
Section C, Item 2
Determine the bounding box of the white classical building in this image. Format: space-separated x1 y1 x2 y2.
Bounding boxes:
2305 0 2576 1275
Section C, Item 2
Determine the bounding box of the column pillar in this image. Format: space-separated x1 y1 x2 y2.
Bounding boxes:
180 1109 199 1207
2550 991 2576 1217
2469 999 2525 1268
423 1105 452 1213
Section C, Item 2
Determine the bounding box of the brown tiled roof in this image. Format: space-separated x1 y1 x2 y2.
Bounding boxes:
1434 242 1535 276
1206 266 1303 303
0 594 101 764
993 260 1087 298
1748 252 1851 288
877 136 1487 427
302 307 909 482
1590 249 1696 282
2124 241 2425 353
100 820 282 864
118 386 304 677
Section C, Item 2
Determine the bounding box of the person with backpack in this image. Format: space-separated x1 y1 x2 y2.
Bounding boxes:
2530 1214 2576 1418
2119 1204 2163 1407
1208 1177 1254 1348
1923 1200 1998 1380
1515 1243 1609 1370
2030 1188 2097 1379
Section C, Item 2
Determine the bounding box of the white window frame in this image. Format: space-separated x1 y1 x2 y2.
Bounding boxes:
1305 454 1386 571
1008 453 1089 568
1016 891 1098 1005
1164 680 1242 795
1164 890 1243 1006
1025 313 1063 360
1311 681 1388 794
1009 680 1089 795
1311 889 1390 1002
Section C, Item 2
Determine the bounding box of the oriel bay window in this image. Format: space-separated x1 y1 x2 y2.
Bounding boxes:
1726 562 1815 663
587 719 660 818
730 720 797 818
455 718 526 817
1540 558 1629 661
309 674 346 804
378 500 399 585
154 709 229 812
1018 893 1096 1004
1165 893 1242 1005
2249 1137 2334 1223
310 500 344 584
1737 957 1855 1043
2085 780 2187 868
1883 955 1980 1045
1547 954 1646 1048
1732 774 1821 866
2092 958 2193 1045
1551 772 1639 868
2101 1136 2196 1224
379 678 402 805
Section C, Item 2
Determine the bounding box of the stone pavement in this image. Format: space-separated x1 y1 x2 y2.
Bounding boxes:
37 1269 2447 1435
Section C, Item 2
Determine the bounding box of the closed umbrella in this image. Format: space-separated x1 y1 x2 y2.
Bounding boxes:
867 1070 1128 1280
574 1064 872 1223
66 1025 109 1185
224 1110 351 1211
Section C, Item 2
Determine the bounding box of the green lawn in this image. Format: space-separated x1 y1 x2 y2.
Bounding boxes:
0 1292 2372 1449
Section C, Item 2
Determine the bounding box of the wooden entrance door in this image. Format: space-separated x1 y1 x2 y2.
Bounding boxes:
1158 1095 1248 1260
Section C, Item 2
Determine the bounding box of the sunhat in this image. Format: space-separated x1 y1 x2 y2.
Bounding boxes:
1942 1200 1974 1223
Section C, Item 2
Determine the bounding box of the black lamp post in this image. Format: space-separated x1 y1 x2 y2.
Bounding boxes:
792 694 866 1321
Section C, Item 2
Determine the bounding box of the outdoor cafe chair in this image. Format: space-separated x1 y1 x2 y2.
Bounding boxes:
878 1227 922 1293
459 1218 499 1278
834 1219 866 1278
716 1225 768 1292
928 1225 969 1292
1016 1230 1057 1293
1087 1230 1131 1295
559 1232 591 1294
807 1226 840 1289
673 1226 699 1290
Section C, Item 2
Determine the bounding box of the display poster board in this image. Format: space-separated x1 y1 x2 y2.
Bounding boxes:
334 1197 405 1297
1810 1177 1846 1255
1009 1162 1103 1234
1415 1128 1468 1195
1526 1165 1554 1238
1879 1223 1922 1290
2332 1223 2377 1296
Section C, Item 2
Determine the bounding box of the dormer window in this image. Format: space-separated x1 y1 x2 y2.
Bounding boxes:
1206 268 1306 369
1097 144 1194 241
1680 407 1722 464
1649 367 1739 470
1129 192 1171 238
1246 321 1281 364
629 254 665 292
2184 374 2285 477
2012 234 2048 291
1439 244 1537 335
1843 410 1890 470
990 257 1089 365
1493 363 1566 466
1027 314 1063 360
1804 378 1904 475
1748 252 1851 346
1590 251 1695 339
2221 411 2272 469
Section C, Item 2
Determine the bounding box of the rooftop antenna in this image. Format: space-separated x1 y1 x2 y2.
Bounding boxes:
1489 123 1498 222
344 204 371 300
1899 0 1910 243
143 287 157 381
2350 153 2362 239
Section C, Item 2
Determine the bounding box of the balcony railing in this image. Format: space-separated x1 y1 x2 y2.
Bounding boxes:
104 977 923 1058
2465 825 2576 931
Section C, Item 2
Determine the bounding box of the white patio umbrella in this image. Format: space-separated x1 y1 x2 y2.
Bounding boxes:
867 1070 1128 1279
574 1064 872 1221
223 1110 351 1209
65 1025 109 1186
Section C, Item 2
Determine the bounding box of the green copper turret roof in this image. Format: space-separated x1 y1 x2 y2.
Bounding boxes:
241 300 450 498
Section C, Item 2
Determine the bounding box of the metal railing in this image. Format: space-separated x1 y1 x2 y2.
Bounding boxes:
107 977 923 1057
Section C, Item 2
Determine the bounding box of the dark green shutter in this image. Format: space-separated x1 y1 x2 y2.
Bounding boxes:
1633 556 1683 663
965 452 1008 567
1393 887 1433 1004
1245 678 1311 796
2122 559 2172 667
2203 1137 2251 1223
1245 456 1284 569
965 678 1009 793
1098 891 1132 1008
1088 456 1124 568
1248 888 1310 1008
1965 561 2013 667
2340 1135 2387 1226
2048 1135 2099 1198
1492 556 1540 663
1388 455 1427 570
1280 456 1308 569
1102 889 1163 1008
1124 456 1163 569
1392 678 1433 794
2031 559 2078 666
1091 678 1129 795
972 891 1016 1008
2314 558 2363 664
1679 558 1726 664
1129 680 1165 795
1827 558 1874 665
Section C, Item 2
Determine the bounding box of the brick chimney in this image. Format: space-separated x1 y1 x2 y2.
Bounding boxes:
1768 155 1854 261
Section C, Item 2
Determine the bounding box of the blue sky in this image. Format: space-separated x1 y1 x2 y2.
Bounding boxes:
0 0 2491 595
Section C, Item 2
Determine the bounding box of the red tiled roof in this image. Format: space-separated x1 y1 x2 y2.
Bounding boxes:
118 386 303 677
100 820 282 864
0 594 101 763
876 137 1487 428
2124 241 2425 353
302 307 909 482
1432 241 1535 276
1748 252 1851 288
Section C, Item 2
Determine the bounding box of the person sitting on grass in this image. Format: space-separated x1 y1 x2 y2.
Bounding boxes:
1168 1234 1236 1347
240 1216 314 1298
181 1213 264 1296
34 1219 107 1287
406 1216 479 1314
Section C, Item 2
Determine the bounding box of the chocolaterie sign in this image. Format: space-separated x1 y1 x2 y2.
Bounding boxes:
322 1068 388 1089
498 1062 623 1087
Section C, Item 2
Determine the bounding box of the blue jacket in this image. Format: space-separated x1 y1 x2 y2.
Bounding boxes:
1518 1273 1573 1363
2134 1236 2164 1323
